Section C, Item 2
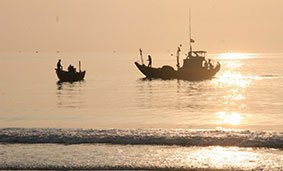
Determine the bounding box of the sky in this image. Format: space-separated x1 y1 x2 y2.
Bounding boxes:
0 0 283 53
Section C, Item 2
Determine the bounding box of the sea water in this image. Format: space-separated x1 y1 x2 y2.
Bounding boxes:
0 52 282 170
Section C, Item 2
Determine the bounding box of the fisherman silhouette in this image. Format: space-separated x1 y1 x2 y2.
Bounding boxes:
208 59 213 69
204 60 208 69
147 55 152 67
68 65 72 72
57 59 63 70
68 65 76 73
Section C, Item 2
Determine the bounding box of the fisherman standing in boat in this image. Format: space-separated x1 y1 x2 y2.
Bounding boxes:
147 55 152 67
57 59 63 70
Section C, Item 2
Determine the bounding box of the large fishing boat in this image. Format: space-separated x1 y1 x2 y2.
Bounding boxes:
135 14 221 81
135 49 220 81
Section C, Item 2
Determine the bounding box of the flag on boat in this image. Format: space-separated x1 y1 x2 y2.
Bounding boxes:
190 38 195 43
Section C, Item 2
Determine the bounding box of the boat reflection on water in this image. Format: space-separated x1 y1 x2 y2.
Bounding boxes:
56 81 86 109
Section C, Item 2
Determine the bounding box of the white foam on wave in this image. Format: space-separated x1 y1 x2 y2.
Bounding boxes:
1 144 283 170
0 128 282 148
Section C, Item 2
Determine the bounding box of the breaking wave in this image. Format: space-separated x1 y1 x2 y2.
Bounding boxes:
0 128 282 149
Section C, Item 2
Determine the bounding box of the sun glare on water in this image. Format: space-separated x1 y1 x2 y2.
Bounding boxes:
216 53 258 60
216 112 242 125
215 72 252 88
186 146 259 169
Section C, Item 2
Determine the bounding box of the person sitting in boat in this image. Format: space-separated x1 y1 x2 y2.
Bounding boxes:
204 60 208 69
208 59 213 69
68 65 76 73
147 55 152 67
187 51 192 58
57 59 63 70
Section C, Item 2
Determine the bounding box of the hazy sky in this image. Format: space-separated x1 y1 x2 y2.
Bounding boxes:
0 0 283 53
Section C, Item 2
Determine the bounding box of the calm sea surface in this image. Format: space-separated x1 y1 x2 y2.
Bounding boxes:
0 52 282 170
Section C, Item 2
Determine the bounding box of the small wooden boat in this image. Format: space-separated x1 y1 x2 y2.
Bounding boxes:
55 61 86 82
55 69 86 82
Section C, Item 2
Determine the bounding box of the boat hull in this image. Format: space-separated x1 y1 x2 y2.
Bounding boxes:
134 62 220 81
55 69 86 82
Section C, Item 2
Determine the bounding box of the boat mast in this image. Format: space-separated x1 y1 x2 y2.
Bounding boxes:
176 46 181 69
189 9 192 53
139 48 144 65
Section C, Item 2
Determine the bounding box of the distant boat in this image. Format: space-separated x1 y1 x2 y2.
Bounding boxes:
135 13 221 81
55 61 86 82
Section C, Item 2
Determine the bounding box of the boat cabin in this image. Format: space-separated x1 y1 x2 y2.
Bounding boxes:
183 51 207 68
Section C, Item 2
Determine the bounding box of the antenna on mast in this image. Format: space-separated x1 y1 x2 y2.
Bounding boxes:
189 8 192 52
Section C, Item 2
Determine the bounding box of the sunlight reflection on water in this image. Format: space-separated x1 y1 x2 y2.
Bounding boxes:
215 111 242 125
188 146 259 169
214 72 254 88
212 53 258 128
216 53 259 60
